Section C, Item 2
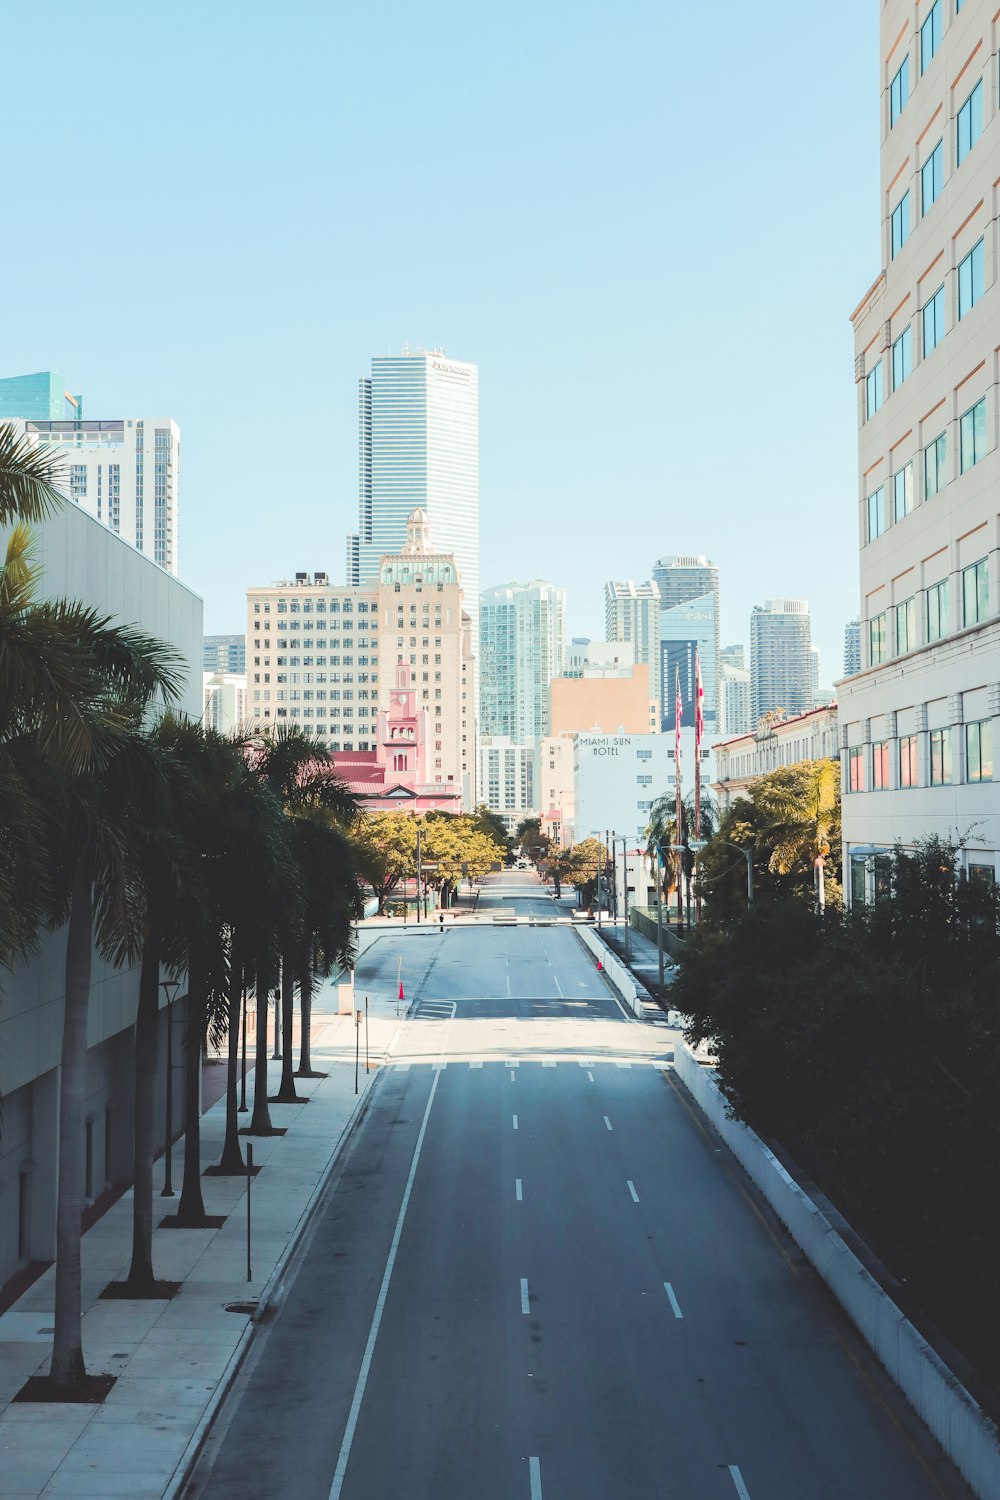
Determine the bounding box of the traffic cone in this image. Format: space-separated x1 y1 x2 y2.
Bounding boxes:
597 959 603 972
398 980 405 1001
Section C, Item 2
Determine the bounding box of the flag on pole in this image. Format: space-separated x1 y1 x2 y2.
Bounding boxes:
694 649 703 842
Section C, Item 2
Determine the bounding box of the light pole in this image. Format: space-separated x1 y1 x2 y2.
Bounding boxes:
415 825 423 924
615 836 631 961
160 979 180 1198
712 840 755 908
671 840 707 927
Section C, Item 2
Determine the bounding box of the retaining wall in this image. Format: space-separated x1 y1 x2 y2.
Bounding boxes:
572 926 644 1019
674 1041 1000 1500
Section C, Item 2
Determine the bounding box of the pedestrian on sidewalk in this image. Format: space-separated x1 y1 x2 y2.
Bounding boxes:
438 910 445 934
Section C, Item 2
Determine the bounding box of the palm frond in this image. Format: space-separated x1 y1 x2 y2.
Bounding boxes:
0 421 67 526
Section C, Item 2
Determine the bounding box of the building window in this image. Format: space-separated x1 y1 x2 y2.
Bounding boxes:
892 463 913 521
921 1 942 72
869 612 888 665
958 239 984 319
866 485 886 541
927 578 949 641
956 80 983 165
890 55 910 125
924 431 947 497
965 720 993 782
848 747 864 791
69 463 87 499
872 741 890 789
891 192 910 258
891 326 912 390
922 285 945 354
921 140 943 214
962 557 989 625
899 734 919 787
894 596 916 654
866 360 884 418
959 398 986 472
930 727 952 784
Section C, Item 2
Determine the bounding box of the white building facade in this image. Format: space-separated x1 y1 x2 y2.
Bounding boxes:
203 671 248 735
604 579 662 720
750 598 813 721
840 0 1000 892
0 502 201 1297
14 416 180 575
713 704 840 811
574 730 715 845
477 738 536 826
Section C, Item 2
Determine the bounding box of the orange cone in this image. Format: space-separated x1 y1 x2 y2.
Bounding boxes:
597 959 603 972
398 981 405 1001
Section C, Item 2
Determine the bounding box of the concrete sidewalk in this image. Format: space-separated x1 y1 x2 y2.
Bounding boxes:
0 972 415 1500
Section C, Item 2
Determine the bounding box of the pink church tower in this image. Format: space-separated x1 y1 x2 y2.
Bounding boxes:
377 662 430 789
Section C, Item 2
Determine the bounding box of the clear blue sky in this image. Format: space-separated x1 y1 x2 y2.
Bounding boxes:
3 0 878 684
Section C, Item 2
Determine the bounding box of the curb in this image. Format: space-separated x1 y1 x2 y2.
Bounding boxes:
163 1021 405 1500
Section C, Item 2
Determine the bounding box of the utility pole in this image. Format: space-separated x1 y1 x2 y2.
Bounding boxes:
416 825 422 924
655 841 665 995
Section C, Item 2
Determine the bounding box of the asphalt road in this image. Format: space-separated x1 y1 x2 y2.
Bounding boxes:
190 872 969 1500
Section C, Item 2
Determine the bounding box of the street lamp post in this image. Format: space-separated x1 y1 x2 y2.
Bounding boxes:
712 840 755 908
616 836 631 961
160 979 180 1198
415 825 422 925
655 840 665 994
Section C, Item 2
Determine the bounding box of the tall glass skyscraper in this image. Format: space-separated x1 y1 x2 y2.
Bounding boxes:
652 556 720 733
0 370 82 421
480 579 567 742
346 349 479 645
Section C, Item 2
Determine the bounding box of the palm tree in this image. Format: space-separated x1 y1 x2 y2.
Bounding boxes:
0 419 66 526
244 728 359 1095
752 758 840 909
45 675 183 1392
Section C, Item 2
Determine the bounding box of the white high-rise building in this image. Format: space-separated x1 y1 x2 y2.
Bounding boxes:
750 599 813 722
719 644 751 737
839 0 1000 894
203 672 248 735
346 349 479 641
9 415 180 574
604 579 662 718
480 579 566 743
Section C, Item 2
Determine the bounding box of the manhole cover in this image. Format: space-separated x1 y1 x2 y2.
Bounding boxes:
224 1301 256 1315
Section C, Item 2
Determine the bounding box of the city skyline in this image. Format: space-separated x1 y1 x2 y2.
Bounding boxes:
0 2 878 689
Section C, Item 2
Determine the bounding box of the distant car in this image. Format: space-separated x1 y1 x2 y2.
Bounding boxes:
571 908 594 923
516 859 530 870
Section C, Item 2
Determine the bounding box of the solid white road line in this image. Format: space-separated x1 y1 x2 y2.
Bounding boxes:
664 1283 683 1319
603 1115 613 1131
728 1466 752 1499
512 1114 519 1130
520 1278 530 1315
327 1067 442 1500
506 975 511 997
552 973 564 997
529 1455 542 1498
627 1180 639 1203
515 1178 523 1201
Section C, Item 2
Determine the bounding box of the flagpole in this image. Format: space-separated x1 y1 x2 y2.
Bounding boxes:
694 647 703 925
675 663 684 936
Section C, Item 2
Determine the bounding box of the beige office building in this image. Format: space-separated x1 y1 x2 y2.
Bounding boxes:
247 509 474 807
839 0 1000 895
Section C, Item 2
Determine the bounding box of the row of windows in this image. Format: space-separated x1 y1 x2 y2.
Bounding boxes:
866 241 982 419
847 720 993 791
867 559 989 664
865 396 986 544
890 3 974 129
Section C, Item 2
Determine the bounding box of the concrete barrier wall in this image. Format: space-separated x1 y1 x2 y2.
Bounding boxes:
573 926 643 1019
674 1041 1000 1500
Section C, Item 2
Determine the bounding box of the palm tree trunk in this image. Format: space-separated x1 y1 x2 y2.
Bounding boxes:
295 952 316 1077
274 953 301 1102
123 932 161 1290
248 953 274 1134
49 872 92 1391
216 930 246 1173
177 944 208 1224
